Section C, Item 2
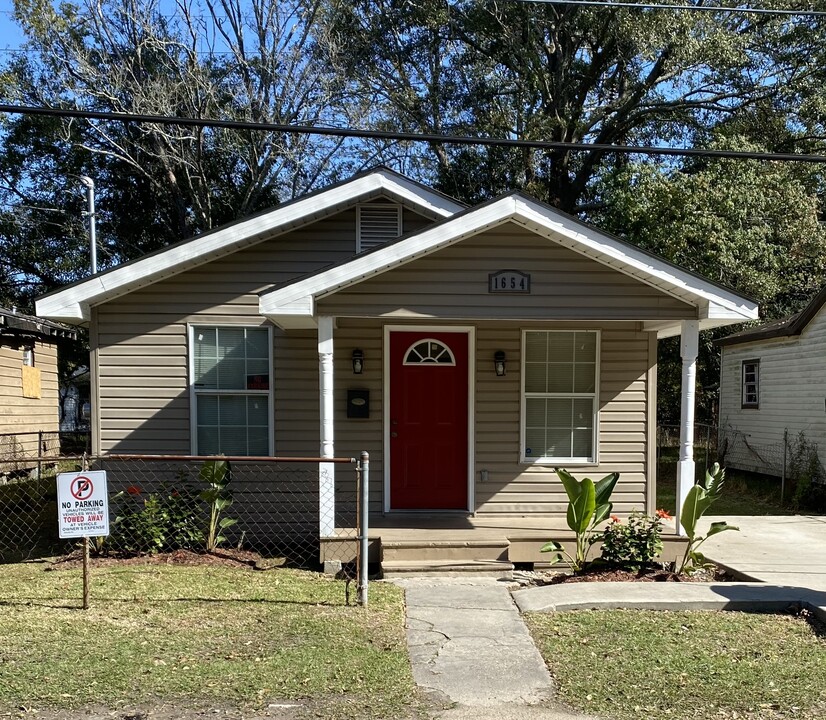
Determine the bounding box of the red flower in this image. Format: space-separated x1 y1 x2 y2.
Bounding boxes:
610 514 621 523
126 485 141 496
656 508 672 520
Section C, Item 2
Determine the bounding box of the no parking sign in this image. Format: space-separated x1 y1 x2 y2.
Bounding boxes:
56 470 110 539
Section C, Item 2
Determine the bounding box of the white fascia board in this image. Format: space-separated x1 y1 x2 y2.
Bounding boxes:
259 198 517 317
36 170 463 324
511 197 758 321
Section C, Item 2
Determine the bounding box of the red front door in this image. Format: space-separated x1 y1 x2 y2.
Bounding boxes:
389 330 469 510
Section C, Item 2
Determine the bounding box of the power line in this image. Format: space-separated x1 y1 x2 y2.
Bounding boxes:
511 0 826 15
1 102 825 163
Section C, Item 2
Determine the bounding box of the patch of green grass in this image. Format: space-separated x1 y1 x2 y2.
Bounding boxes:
657 453 790 516
0 563 415 718
527 609 826 719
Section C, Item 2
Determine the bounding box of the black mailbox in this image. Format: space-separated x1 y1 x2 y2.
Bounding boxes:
347 389 370 419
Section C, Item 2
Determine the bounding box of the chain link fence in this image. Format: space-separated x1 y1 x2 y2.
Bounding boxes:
658 423 826 509
0 430 91 471
1 452 363 569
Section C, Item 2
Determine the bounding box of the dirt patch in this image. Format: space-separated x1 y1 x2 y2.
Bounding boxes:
41 548 274 572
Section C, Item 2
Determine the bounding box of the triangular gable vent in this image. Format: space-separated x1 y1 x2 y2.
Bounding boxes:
357 204 402 252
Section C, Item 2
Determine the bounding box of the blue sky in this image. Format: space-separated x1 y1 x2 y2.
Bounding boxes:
0 0 24 52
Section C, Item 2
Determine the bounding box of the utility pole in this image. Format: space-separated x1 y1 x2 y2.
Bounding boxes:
79 176 97 274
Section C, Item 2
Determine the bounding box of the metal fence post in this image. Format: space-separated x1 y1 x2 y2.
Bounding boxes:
357 451 369 608
781 428 788 505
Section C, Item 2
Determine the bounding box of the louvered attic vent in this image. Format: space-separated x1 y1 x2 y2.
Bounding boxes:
357 204 402 252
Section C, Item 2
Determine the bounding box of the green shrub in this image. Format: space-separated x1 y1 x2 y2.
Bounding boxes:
788 432 826 512
599 510 665 569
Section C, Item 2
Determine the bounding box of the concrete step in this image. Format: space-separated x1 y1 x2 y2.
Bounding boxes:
380 539 510 562
381 559 515 579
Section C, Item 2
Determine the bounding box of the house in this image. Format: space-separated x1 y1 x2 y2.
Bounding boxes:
716 286 826 477
0 307 77 461
36 168 757 569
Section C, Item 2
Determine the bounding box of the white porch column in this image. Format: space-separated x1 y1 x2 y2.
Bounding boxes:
318 315 335 538
676 319 699 536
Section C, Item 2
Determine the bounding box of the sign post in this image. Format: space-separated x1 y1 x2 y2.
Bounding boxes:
57 470 109 609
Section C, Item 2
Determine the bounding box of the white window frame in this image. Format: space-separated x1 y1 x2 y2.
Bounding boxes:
356 203 402 253
520 329 600 465
188 324 275 456
741 359 760 409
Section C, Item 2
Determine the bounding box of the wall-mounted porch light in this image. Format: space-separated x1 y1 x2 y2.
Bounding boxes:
352 348 364 375
494 350 506 377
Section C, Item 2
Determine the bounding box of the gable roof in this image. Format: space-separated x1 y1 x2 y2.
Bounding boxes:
259 191 758 337
35 167 464 323
715 285 826 347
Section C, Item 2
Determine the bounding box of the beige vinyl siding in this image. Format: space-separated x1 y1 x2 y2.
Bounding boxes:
94 207 434 454
320 223 696 321
326 319 652 515
719 306 826 474
473 322 652 515
0 339 60 456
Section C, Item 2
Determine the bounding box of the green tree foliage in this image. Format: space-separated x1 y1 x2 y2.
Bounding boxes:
319 0 819 212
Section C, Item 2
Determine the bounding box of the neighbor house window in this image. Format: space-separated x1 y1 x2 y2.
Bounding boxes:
191 326 272 456
22 345 34 366
522 330 599 464
741 359 759 409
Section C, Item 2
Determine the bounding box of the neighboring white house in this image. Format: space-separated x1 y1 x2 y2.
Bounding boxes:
716 286 826 476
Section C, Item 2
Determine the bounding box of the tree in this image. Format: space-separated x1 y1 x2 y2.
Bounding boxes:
320 0 823 212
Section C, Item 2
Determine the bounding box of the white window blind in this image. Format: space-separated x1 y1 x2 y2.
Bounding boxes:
357 204 402 252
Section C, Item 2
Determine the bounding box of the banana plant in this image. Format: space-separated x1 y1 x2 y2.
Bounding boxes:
541 468 619 571
199 459 237 551
678 462 738 574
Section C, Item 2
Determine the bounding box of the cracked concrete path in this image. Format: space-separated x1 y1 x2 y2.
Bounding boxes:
394 578 601 720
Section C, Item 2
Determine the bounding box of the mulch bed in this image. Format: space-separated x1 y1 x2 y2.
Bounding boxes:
524 564 733 585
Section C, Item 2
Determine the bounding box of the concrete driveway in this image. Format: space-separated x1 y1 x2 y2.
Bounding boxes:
700 514 826 591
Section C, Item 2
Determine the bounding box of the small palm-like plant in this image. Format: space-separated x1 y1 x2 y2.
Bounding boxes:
541 468 619 572
199 459 237 552
678 463 738 574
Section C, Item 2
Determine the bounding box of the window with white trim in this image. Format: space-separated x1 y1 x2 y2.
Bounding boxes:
522 330 599 463
356 203 401 252
191 326 272 456
741 359 759 409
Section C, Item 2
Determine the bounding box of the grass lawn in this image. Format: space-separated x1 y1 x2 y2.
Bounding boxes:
527 609 826 720
657 455 790 516
0 562 417 718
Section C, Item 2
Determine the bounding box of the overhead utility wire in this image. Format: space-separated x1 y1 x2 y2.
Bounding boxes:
2 103 826 163
512 0 826 15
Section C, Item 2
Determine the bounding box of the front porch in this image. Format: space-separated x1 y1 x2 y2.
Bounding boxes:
321 514 688 577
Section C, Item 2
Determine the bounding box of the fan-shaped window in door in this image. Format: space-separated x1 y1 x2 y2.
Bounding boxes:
403 339 456 366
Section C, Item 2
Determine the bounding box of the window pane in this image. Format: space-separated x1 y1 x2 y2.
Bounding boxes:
198 427 220 455
218 358 246 390
546 427 572 458
194 357 218 388
572 430 593 458
220 395 247 426
573 398 594 428
525 398 546 427
221 427 248 456
573 363 596 393
245 328 270 359
197 395 219 426
547 364 574 393
194 327 217 358
247 427 269 456
546 398 573 428
247 397 268 426
525 362 547 393
218 328 245 359
524 332 547 363
574 332 596 362
547 332 574 363
525 428 545 458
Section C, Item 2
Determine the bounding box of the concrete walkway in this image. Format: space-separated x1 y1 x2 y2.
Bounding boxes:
394 578 601 720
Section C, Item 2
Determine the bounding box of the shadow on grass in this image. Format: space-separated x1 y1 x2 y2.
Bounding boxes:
0 596 351 609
